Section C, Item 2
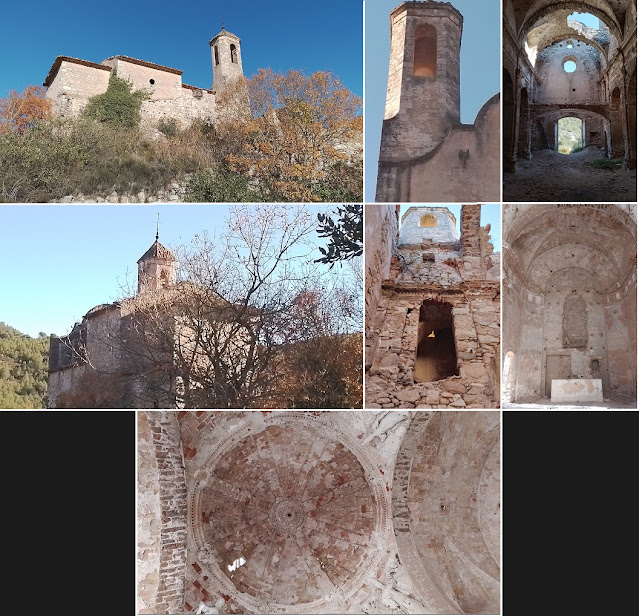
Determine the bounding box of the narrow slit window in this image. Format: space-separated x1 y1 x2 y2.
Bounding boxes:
214 46 219 66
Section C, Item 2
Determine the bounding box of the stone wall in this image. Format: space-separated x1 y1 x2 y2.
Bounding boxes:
44 58 112 117
45 55 218 126
366 205 500 409
364 204 399 341
376 95 500 202
137 411 188 615
536 41 602 105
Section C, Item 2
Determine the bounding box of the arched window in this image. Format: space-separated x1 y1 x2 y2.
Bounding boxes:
160 269 169 289
230 44 237 64
214 45 219 66
415 301 458 382
413 24 436 77
419 213 437 227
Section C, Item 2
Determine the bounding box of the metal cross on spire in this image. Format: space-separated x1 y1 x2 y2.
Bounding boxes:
156 212 160 241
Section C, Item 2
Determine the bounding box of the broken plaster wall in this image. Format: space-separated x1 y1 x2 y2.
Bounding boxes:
502 203 637 404
176 410 429 615
137 411 188 615
536 41 602 105
392 411 500 615
366 205 500 410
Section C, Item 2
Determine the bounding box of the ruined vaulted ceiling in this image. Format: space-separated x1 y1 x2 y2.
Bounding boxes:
509 0 635 44
505 204 637 293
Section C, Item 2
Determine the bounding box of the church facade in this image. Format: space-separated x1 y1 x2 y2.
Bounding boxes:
43 28 244 126
47 235 179 408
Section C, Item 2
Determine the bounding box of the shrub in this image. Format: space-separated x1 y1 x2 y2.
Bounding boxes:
184 166 260 202
157 117 181 137
82 71 149 128
588 159 624 170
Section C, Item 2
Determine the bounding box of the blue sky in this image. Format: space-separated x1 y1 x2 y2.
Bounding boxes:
398 204 502 251
365 0 501 201
0 204 351 338
0 0 363 99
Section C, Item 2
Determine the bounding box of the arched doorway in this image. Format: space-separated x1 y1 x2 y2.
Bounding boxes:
557 116 584 154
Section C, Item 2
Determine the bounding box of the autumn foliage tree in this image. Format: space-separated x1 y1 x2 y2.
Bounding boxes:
0 86 51 135
223 69 363 201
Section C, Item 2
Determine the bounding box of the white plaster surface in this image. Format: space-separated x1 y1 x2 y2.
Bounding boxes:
551 378 603 402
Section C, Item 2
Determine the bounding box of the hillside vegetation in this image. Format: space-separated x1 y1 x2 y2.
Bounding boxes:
0 323 49 409
0 70 363 203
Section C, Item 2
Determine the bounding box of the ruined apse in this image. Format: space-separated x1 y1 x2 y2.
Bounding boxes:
365 204 501 409
375 1 500 203
502 204 637 407
503 0 637 173
137 410 501 615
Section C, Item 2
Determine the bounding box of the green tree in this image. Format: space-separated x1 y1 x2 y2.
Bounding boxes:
316 204 363 267
0 322 49 409
82 71 149 128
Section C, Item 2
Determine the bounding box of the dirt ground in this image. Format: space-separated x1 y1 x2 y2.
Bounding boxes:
503 146 637 202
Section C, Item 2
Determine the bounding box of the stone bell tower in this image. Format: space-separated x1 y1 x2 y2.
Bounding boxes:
377 1 463 195
137 230 176 295
210 26 244 93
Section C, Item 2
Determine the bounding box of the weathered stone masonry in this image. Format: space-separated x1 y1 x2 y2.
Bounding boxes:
366 205 500 409
137 411 188 615
376 1 500 203
43 27 245 127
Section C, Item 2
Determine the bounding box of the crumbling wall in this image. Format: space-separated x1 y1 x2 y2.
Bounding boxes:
137 411 187 615
536 41 602 105
366 205 500 410
503 203 637 405
377 96 500 203
392 411 500 614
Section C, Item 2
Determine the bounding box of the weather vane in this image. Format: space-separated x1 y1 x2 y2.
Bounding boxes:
156 212 160 241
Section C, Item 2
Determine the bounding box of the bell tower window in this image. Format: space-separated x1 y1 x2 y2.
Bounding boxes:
413 24 437 77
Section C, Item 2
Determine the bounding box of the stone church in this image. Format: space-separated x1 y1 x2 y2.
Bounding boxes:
43 27 244 125
48 234 179 408
365 204 500 409
137 409 501 614
503 0 637 200
502 203 637 407
375 1 500 203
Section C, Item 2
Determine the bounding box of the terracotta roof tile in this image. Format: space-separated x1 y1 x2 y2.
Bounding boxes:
137 240 176 263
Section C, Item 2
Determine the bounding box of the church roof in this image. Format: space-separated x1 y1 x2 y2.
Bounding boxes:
209 27 241 45
137 240 176 263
